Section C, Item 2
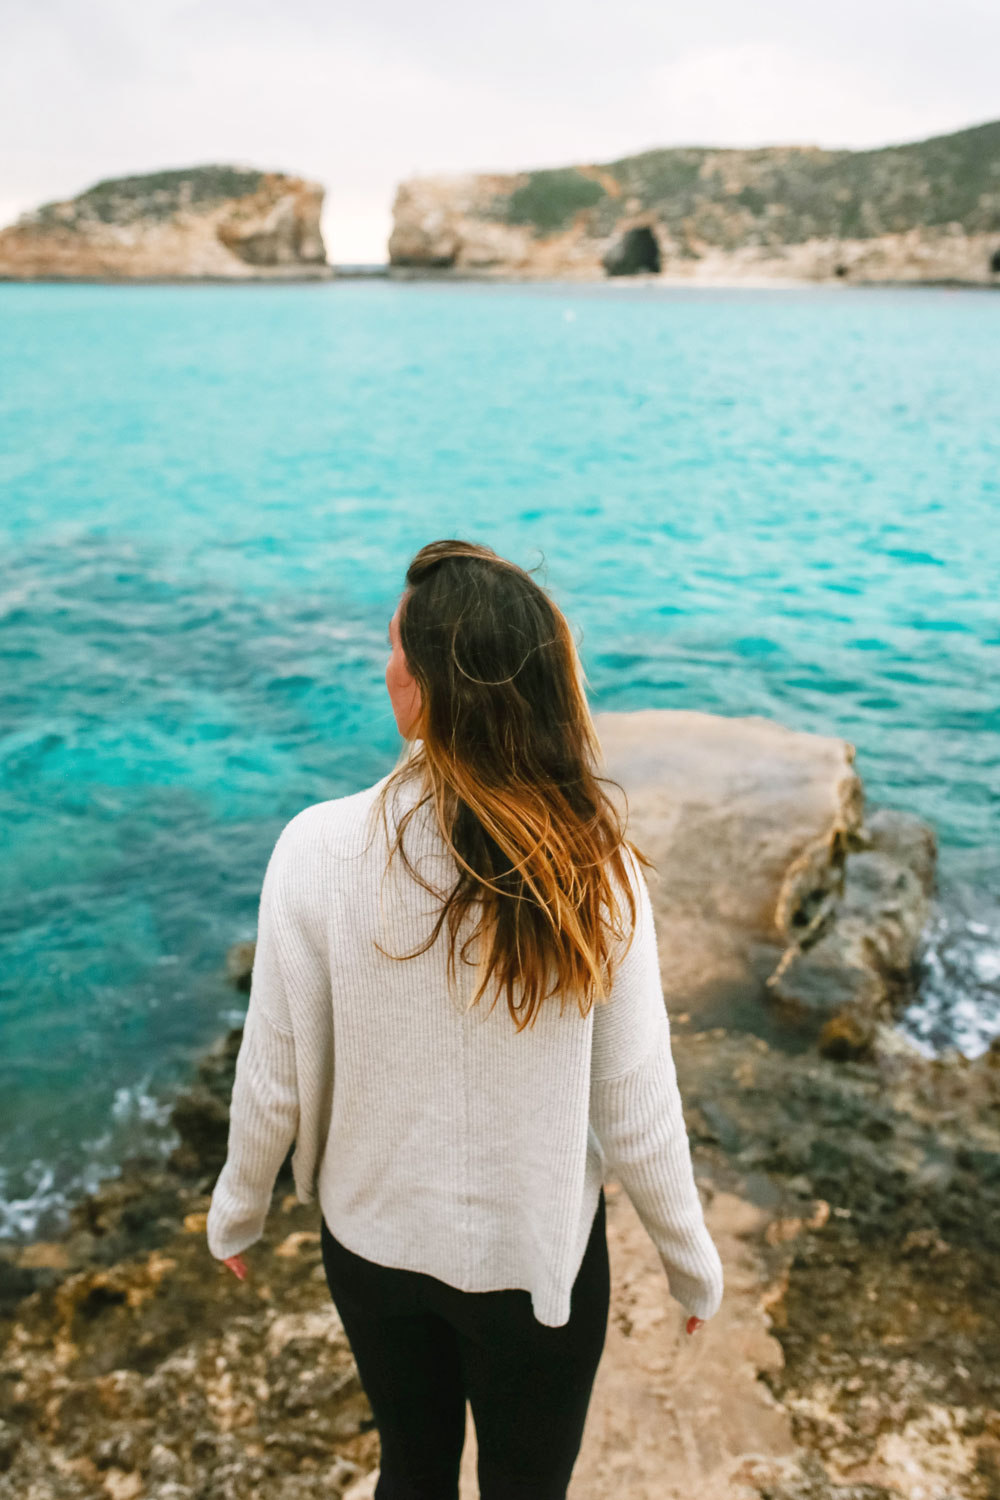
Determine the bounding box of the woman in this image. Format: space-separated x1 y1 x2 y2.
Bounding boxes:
206 539 724 1500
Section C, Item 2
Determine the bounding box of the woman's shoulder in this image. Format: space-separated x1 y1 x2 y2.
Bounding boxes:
271 772 395 867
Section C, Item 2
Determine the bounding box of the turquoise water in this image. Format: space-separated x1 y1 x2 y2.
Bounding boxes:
1 279 998 1243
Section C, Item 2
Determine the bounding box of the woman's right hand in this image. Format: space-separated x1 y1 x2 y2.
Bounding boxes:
685 1315 705 1334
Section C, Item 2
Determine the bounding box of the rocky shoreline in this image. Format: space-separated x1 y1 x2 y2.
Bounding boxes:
2 710 998 1498
379 267 1000 295
384 266 1000 291
2 1012 997 1497
8 265 1000 290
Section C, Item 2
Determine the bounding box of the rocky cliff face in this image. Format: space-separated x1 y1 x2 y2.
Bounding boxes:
389 120 1000 284
0 166 332 280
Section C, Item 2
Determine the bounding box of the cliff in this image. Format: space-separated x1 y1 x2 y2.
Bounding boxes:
0 166 333 281
388 118 1000 284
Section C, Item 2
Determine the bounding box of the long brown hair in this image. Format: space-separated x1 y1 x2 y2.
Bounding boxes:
370 540 655 1032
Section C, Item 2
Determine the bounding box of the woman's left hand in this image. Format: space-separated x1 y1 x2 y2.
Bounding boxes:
223 1254 248 1281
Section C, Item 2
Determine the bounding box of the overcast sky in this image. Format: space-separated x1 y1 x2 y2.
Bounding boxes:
1 0 996 261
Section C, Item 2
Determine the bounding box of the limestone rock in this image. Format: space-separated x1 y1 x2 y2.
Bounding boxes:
166 1026 286 1185
166 1086 231 1178
225 939 256 993
770 807 937 1046
592 708 934 1046
0 165 333 281
388 120 1000 285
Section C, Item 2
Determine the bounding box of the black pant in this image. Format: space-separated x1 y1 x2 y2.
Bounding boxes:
320 1188 609 1499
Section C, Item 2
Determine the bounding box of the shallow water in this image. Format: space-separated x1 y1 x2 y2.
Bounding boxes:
1 278 997 1243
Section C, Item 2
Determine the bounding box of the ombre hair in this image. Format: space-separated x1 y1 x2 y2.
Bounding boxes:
371 539 655 1032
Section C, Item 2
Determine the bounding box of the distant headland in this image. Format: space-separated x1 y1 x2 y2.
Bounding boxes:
0 166 332 282
2 119 998 285
389 119 1000 286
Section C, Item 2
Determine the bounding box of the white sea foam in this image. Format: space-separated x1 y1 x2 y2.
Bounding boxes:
0 1155 118 1240
111 1078 174 1127
0 1076 178 1243
899 899 1000 1060
973 949 1000 985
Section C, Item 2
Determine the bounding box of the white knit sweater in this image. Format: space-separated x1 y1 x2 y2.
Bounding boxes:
206 767 725 1327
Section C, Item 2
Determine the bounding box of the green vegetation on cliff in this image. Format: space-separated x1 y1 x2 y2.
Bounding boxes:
27 165 268 229
490 119 1000 245
504 168 607 232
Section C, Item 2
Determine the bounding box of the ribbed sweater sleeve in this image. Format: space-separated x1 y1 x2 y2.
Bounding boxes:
205 832 301 1261
590 851 725 1321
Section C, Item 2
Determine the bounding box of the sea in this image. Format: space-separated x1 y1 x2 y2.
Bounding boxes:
1 277 997 1247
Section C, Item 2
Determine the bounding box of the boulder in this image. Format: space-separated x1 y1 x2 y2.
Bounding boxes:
593 708 934 1049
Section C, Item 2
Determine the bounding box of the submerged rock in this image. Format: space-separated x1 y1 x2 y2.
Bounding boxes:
0 166 333 281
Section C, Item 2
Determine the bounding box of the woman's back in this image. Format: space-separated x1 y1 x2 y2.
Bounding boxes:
206 537 724 1497
206 765 724 1328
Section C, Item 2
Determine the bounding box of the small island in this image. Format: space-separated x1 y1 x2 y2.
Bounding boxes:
0 165 333 282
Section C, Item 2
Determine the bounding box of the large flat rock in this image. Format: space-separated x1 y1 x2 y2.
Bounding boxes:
592 708 932 1052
